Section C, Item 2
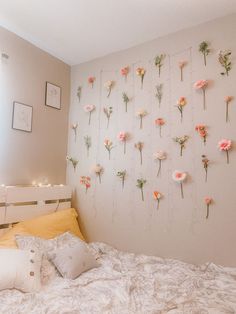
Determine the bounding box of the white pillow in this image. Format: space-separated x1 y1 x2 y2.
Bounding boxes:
0 248 42 292
48 242 99 279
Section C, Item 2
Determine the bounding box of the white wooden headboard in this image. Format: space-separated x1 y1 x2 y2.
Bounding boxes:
0 185 72 230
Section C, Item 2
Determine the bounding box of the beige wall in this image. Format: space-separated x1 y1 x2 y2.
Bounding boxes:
68 14 236 266
0 26 70 186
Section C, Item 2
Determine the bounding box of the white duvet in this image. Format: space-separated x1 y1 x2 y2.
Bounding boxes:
0 242 236 314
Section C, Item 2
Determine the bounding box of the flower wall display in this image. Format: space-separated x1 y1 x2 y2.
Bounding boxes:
68 17 236 265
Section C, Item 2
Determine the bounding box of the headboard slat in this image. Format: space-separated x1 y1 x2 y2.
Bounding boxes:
0 186 72 227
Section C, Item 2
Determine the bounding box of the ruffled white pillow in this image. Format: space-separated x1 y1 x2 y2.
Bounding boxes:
0 248 42 292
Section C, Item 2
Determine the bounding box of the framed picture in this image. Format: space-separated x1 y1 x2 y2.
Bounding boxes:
12 101 33 132
45 81 61 109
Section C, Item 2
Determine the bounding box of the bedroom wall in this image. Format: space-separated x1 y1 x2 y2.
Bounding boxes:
68 14 236 266
0 26 70 186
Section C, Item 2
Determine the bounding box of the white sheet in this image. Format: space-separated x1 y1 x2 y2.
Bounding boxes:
0 242 236 313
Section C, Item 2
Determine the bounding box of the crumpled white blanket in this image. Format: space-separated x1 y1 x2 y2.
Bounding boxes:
0 242 236 314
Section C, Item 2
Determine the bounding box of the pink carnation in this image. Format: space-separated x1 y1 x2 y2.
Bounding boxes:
194 80 208 90
218 139 232 151
204 197 212 205
117 132 127 142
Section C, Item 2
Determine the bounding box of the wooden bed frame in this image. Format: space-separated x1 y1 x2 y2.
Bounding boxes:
0 185 72 234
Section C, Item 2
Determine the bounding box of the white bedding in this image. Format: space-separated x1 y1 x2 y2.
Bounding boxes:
0 242 236 314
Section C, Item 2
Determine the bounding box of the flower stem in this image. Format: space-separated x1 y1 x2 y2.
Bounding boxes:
206 204 209 219
125 102 127 113
180 145 183 157
107 88 111 98
157 160 161 177
203 88 206 111
107 117 110 129
124 140 126 154
159 126 162 138
141 188 144 201
157 199 160 210
140 150 143 165
180 68 183 82
204 53 206 66
98 173 101 184
141 76 144 89
88 112 91 125
226 102 229 123
226 150 229 164
158 66 161 77
122 177 124 189
181 111 183 123
108 150 111 160
180 183 184 199
140 117 143 129
87 148 89 158
205 168 208 182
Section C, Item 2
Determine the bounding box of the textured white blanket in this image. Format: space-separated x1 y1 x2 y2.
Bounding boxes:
0 242 236 313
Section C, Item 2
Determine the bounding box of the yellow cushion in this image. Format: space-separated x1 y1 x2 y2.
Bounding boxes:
21 208 85 241
0 224 30 248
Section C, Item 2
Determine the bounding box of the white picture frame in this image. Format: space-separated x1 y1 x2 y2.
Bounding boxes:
45 81 61 109
12 101 33 132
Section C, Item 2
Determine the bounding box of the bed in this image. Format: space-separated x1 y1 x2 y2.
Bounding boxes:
0 186 236 314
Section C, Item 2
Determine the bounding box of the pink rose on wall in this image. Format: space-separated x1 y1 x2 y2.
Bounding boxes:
120 66 129 81
88 76 95 88
155 118 165 137
172 170 187 199
84 104 95 125
195 124 208 145
194 80 208 110
218 139 232 164
80 176 91 193
118 132 129 154
204 197 213 219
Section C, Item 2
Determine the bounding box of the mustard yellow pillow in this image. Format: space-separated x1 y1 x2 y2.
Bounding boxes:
0 223 30 248
21 208 85 241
